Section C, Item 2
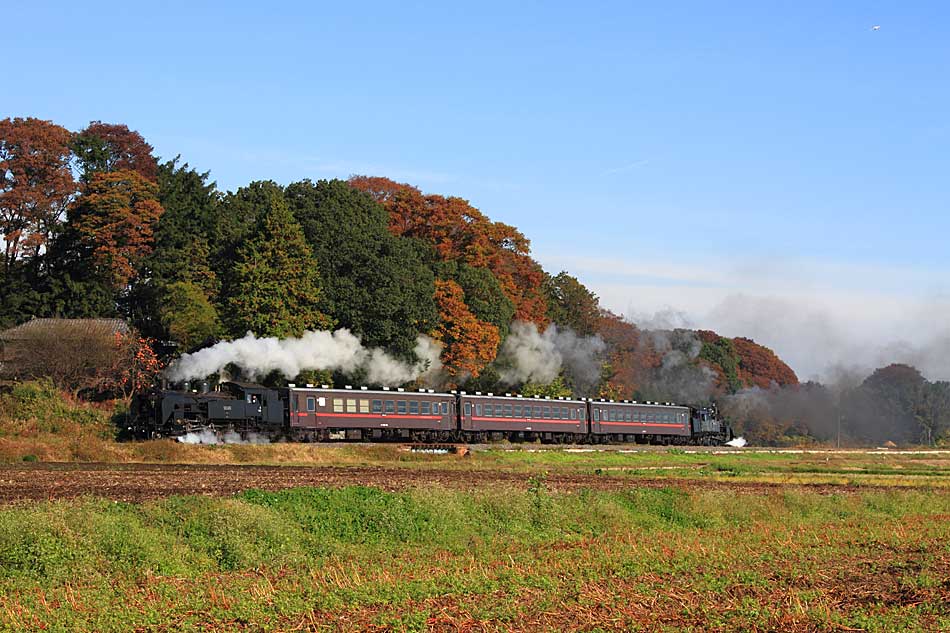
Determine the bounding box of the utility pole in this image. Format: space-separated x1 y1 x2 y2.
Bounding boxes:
837 412 841 449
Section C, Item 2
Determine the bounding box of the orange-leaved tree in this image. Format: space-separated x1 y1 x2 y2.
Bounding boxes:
0 117 76 269
432 279 501 382
71 170 164 290
100 332 164 405
350 176 549 325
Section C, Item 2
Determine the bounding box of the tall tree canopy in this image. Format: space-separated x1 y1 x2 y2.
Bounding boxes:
432 278 501 380
433 260 515 339
0 117 76 269
69 170 164 290
224 192 331 338
212 180 284 271
544 271 601 336
285 179 438 356
72 122 158 183
349 176 549 325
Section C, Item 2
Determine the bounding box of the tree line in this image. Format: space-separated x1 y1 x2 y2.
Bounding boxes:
2 116 946 446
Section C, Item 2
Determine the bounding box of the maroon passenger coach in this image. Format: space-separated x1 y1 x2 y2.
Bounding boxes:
588 400 691 442
459 392 587 442
287 385 456 441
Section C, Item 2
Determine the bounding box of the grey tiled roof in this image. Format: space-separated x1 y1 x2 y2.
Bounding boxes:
0 318 130 341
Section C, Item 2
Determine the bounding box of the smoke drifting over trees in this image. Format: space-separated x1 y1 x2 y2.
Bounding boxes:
168 329 442 386
496 321 606 395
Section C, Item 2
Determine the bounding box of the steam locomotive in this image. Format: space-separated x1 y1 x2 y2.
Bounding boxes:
132 381 733 445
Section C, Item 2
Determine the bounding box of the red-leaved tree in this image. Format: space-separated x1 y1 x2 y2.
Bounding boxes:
0 117 76 269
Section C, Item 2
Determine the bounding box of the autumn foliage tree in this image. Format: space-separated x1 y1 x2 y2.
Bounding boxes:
69 170 164 290
100 332 163 404
432 279 501 381
72 122 158 183
349 176 549 325
0 117 76 269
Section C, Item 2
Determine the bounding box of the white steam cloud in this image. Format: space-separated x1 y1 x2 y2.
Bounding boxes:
167 329 442 386
497 321 606 391
177 430 271 445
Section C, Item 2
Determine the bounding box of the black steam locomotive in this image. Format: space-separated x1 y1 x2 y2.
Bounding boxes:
133 381 732 445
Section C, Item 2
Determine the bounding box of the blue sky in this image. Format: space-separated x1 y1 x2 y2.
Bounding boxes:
6 1 949 379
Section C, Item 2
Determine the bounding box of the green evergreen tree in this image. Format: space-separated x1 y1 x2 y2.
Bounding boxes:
543 271 601 336
285 179 437 357
224 192 332 338
160 281 222 351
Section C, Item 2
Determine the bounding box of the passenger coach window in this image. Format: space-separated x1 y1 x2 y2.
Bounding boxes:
409 401 419 414
397 401 407 414
542 406 551 418
333 399 344 413
464 403 471 416
514 405 522 417
359 400 370 413
346 399 357 413
593 409 600 422
384 400 395 414
421 401 431 415
485 404 493 417
440 402 449 414
533 406 541 418
306 397 316 412
503 404 512 417
371 400 382 413
475 404 482 416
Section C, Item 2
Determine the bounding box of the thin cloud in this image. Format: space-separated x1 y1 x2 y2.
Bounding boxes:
602 159 649 176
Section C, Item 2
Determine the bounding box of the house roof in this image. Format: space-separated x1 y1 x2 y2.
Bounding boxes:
0 318 130 342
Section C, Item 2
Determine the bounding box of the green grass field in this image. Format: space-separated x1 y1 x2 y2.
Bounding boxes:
0 474 947 631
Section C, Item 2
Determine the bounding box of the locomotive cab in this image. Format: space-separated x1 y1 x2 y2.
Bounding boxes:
689 405 732 445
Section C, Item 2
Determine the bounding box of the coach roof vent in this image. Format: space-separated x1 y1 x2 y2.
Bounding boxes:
505 393 512 397
360 386 368 390
475 391 482 395
306 384 314 388
382 386 390 391
345 385 352 389
418 388 426 392
487 392 494 396
288 383 296 388
397 387 405 392
427 389 434 393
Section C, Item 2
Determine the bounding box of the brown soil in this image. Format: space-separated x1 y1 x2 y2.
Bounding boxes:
0 463 915 504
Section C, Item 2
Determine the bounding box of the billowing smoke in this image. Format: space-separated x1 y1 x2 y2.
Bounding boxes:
637 329 717 404
177 430 271 445
717 364 941 446
167 329 442 386
497 321 606 393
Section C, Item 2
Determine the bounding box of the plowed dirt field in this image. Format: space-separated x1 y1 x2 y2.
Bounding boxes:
0 463 888 503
